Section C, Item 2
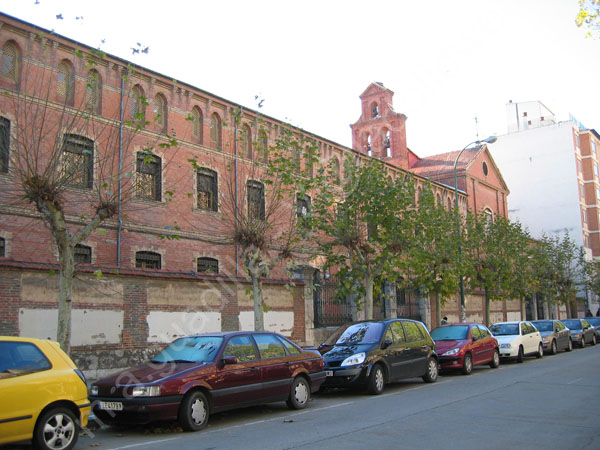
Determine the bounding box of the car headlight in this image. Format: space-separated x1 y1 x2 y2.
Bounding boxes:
542 336 551 343
341 352 366 367
131 385 161 397
442 348 460 356
500 343 512 349
90 385 99 396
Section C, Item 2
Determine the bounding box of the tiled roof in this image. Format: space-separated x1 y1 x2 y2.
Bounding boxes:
410 146 483 178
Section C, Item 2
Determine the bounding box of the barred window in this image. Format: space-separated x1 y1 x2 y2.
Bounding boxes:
210 113 222 150
191 106 203 143
62 134 93 188
247 180 265 221
296 193 311 218
85 70 102 113
1 41 19 83
0 237 5 257
135 251 161 269
242 124 252 160
197 257 219 274
197 168 218 211
130 85 146 127
0 117 9 173
330 157 340 185
258 130 268 164
57 60 74 106
74 244 91 263
135 152 161 201
154 94 167 132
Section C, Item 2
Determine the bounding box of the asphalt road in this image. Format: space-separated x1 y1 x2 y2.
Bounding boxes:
6 345 600 450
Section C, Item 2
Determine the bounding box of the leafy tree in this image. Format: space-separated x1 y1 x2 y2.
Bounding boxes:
306 157 416 320
0 40 177 352
214 112 320 331
576 0 600 38
462 213 529 325
402 185 460 327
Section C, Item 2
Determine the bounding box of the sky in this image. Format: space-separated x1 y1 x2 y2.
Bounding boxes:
1 0 599 157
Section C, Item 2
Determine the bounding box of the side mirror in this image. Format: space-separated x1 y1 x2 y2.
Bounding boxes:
472 335 478 342
381 339 392 349
221 356 238 366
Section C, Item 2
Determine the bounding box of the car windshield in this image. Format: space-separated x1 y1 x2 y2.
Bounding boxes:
562 320 582 330
430 325 469 340
585 317 600 326
490 323 519 336
533 321 553 332
332 322 384 346
151 336 223 363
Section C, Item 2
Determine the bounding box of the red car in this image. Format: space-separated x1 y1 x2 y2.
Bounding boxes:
430 323 500 375
89 331 325 431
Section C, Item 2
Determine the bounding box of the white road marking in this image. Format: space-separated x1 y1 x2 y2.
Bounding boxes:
567 377 584 384
105 437 179 450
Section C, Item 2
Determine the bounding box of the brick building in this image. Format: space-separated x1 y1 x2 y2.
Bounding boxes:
0 14 517 374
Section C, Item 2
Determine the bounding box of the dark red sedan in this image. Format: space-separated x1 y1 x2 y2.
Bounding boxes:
430 323 500 375
89 331 325 431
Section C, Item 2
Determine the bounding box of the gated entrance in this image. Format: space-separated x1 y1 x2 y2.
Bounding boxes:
313 273 353 327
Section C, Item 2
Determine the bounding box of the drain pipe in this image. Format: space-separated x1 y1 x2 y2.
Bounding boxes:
234 107 242 276
116 74 124 267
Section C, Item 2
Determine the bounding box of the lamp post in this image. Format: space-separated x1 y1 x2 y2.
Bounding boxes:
453 136 497 322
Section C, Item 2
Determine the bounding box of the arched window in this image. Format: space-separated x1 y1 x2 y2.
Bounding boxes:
0 237 5 257
296 193 311 218
130 85 146 127
483 208 494 226
135 251 161 269
383 129 391 157
154 93 167 132
197 257 219 274
1 41 20 86
191 106 203 144
210 113 222 150
330 157 340 185
258 130 268 163
363 133 372 155
446 196 452 211
436 193 442 206
85 70 102 113
241 124 252 160
371 102 379 118
57 60 74 106
0 117 10 173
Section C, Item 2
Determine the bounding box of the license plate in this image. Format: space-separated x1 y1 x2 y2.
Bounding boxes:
99 401 123 411
325 370 334 377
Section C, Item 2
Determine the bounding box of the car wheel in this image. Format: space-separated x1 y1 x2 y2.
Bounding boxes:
32 406 79 450
178 390 209 431
516 346 524 363
367 364 385 395
580 338 586 348
422 357 438 383
550 340 557 355
566 338 573 352
592 335 597 346
536 343 543 358
287 376 310 409
489 349 500 368
462 353 473 375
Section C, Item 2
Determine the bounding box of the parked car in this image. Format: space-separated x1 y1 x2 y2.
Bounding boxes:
531 319 573 354
430 323 500 375
583 317 600 340
489 321 544 362
560 319 597 347
318 319 438 395
0 336 91 450
90 331 325 431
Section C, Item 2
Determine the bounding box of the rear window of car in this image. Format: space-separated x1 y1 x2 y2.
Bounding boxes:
277 336 301 355
223 335 257 362
403 321 424 342
0 341 51 378
254 334 286 359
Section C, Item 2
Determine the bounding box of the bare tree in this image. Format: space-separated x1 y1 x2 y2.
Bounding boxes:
0 36 178 352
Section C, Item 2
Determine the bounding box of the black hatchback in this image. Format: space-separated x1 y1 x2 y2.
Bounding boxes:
318 319 438 395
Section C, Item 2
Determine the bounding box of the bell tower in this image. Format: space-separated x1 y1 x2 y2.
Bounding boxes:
350 82 409 169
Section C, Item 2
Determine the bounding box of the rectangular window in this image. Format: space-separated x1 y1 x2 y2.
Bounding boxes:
0 117 9 173
296 193 311 218
247 181 265 220
74 244 91 263
595 164 599 177
593 141 598 155
62 134 94 188
197 169 218 211
197 257 218 274
0 237 5 257
136 153 161 201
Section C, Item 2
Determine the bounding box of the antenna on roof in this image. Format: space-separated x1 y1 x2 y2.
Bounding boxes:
474 115 480 140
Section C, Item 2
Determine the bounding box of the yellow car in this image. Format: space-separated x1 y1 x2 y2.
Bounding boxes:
0 337 90 450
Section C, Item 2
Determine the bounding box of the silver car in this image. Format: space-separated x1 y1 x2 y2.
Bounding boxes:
560 319 597 348
531 319 573 354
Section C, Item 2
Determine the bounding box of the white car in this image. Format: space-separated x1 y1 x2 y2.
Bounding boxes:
489 321 544 362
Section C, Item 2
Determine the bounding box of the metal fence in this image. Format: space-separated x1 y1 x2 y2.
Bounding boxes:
313 275 353 327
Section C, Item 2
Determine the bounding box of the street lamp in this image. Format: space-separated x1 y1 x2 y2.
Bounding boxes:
453 136 497 322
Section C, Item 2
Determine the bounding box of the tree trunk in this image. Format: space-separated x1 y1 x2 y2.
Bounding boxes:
435 291 441 327
365 276 374 320
520 296 526 320
57 246 75 354
484 288 491 326
252 276 264 331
